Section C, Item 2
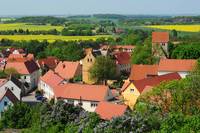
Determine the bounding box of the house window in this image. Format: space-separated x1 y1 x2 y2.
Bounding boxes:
130 89 134 93
67 99 74 104
87 58 90 62
5 87 8 91
162 43 165 46
90 59 92 62
4 101 8 106
24 76 26 79
11 87 14 91
91 102 98 107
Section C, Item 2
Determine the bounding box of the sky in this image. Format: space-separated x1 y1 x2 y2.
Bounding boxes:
0 0 200 16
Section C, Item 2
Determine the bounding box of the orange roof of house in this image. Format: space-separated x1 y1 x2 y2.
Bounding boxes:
5 59 39 74
95 101 127 120
152 32 169 43
129 65 158 81
114 52 131 65
55 61 81 80
38 56 59 70
0 79 7 87
40 70 64 88
158 59 197 72
54 83 109 101
8 53 34 60
122 72 181 93
133 72 181 93
121 81 131 92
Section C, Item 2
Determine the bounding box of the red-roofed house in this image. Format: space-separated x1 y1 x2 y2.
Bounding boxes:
158 59 197 78
95 101 127 120
114 52 131 74
121 73 181 109
5 58 39 90
8 53 34 61
54 83 113 112
55 61 82 80
37 56 59 71
0 89 19 113
129 65 158 81
152 32 169 57
39 70 64 99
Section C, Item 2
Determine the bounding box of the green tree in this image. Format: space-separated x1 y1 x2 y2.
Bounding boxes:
0 103 32 129
89 56 117 84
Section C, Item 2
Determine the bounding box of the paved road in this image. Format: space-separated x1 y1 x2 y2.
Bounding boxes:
22 92 41 105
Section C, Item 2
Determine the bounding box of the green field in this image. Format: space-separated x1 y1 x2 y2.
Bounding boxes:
0 23 64 31
0 35 111 42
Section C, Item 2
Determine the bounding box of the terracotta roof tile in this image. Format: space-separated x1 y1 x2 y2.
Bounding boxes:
40 70 64 88
158 59 197 72
95 101 127 120
152 32 169 43
129 65 158 81
6 59 39 74
54 83 110 101
133 72 181 93
114 52 131 65
38 56 59 70
55 61 81 79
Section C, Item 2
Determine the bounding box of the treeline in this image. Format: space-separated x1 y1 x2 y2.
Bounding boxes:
0 38 114 60
12 16 67 25
0 29 59 35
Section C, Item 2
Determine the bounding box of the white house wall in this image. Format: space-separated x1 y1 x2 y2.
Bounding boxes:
158 71 189 78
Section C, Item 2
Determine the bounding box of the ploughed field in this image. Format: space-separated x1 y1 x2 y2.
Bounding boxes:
145 25 200 32
0 23 64 31
0 35 110 42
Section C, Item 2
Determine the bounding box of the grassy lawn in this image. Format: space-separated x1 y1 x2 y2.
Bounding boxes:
0 35 111 42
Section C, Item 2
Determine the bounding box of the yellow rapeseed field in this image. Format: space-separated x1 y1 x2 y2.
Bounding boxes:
0 35 111 42
0 23 64 31
145 25 200 32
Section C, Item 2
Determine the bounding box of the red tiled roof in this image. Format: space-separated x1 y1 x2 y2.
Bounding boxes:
152 32 169 43
129 65 158 81
112 45 135 50
121 81 131 92
55 61 81 79
0 79 7 87
38 56 59 70
54 83 110 101
8 54 34 60
114 52 131 65
40 70 64 88
0 89 19 103
158 59 197 72
95 101 127 120
5 58 39 74
133 72 181 93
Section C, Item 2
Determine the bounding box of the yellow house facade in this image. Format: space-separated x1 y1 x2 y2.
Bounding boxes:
121 82 141 109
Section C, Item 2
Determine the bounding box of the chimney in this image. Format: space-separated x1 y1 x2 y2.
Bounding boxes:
62 64 66 68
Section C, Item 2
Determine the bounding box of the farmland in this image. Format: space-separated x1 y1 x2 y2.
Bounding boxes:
145 25 200 32
0 35 111 42
0 23 64 31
